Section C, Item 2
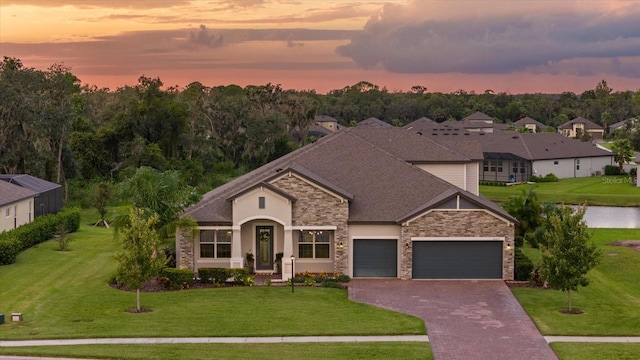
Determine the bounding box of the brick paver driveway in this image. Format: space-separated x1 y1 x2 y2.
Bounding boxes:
348 279 557 360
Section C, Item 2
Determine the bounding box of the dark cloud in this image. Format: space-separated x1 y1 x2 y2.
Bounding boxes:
336 2 640 77
189 25 224 48
1 0 189 9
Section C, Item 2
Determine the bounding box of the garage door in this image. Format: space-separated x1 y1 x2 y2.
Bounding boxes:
353 239 397 277
412 241 502 279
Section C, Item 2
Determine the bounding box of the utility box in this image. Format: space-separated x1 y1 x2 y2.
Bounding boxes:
11 313 22 322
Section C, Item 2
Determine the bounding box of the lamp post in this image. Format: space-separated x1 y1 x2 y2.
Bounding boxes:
290 255 295 293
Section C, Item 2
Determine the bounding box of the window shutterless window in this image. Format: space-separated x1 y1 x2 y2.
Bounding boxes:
297 230 332 259
200 230 232 258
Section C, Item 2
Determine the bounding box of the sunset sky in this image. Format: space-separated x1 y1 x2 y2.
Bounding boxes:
1 0 639 94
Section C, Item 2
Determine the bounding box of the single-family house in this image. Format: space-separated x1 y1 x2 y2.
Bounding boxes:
313 115 341 133
0 174 63 217
513 117 546 133
0 180 36 232
558 117 604 140
178 126 516 281
609 118 638 134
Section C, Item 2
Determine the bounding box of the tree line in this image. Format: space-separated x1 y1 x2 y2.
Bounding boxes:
2 56 640 199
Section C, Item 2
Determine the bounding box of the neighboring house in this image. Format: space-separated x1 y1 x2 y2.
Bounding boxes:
0 174 63 217
405 121 614 182
558 117 604 140
313 115 341 133
609 118 638 134
0 180 36 232
513 117 546 133
461 111 497 133
357 117 391 127
404 117 436 131
178 126 516 281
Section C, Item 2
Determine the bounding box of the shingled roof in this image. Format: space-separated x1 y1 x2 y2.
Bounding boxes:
0 174 61 193
514 117 546 129
184 127 514 225
558 117 603 130
0 180 37 207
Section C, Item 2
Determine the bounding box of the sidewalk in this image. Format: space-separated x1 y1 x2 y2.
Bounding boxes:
0 335 428 347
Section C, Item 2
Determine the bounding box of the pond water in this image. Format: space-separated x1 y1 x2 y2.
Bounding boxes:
579 206 640 229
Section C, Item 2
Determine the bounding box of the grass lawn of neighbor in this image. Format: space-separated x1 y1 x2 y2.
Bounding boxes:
550 343 640 360
480 176 640 206
512 228 640 336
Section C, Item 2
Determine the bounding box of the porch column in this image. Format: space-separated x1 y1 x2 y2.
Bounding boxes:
282 226 294 281
230 225 243 268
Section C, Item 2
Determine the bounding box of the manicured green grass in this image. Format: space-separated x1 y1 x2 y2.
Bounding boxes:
0 210 424 340
480 176 640 206
551 343 640 360
512 228 640 335
0 343 433 360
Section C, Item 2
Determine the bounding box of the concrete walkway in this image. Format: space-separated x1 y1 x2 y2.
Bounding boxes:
0 335 427 347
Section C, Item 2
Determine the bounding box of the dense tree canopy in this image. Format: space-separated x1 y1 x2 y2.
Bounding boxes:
2 56 639 201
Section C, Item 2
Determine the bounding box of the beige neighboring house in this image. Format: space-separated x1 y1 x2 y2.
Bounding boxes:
313 115 341 133
0 180 36 233
513 117 546 133
558 117 604 140
178 126 516 281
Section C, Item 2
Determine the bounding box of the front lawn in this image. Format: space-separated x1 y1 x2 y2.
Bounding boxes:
0 343 433 360
0 210 424 340
550 343 640 360
480 176 640 206
512 228 640 335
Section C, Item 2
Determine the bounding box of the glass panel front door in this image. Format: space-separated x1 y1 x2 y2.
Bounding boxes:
256 226 274 270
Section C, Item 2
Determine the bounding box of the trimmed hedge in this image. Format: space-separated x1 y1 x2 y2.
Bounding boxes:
514 248 534 281
198 267 229 284
161 268 195 289
0 207 81 265
604 165 623 175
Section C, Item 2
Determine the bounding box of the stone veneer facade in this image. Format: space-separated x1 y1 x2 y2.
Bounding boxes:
272 174 349 274
400 210 515 280
176 227 195 270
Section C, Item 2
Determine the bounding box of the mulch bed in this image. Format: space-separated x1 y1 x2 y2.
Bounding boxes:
609 240 640 252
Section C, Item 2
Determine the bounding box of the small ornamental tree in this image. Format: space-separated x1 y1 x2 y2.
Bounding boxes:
92 182 111 228
114 208 167 312
540 205 601 313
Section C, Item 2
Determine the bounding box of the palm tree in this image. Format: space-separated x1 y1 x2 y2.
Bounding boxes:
610 139 634 171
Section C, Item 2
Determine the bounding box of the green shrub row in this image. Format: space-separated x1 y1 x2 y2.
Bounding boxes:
479 180 507 186
604 165 624 176
514 248 534 281
0 207 81 265
160 268 195 289
529 173 559 182
197 267 250 285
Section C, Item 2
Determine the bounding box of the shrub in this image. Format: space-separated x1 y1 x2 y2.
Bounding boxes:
630 168 637 177
198 267 229 284
604 165 623 175
321 279 344 289
0 236 21 265
161 268 194 289
0 207 81 265
530 173 558 183
228 268 250 283
514 248 534 281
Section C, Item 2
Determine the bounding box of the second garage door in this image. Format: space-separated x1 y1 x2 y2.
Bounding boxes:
412 241 502 279
353 239 397 277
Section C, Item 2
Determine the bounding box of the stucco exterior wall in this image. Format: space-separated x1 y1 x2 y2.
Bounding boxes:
533 156 613 178
232 187 292 226
0 198 33 233
271 174 349 274
401 210 515 280
416 163 468 191
466 162 480 195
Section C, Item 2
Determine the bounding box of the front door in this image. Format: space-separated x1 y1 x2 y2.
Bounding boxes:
256 226 274 271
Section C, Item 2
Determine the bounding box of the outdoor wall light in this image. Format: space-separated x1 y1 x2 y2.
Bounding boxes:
337 242 344 250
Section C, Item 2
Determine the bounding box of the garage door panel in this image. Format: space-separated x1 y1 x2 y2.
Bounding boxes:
413 241 502 279
353 239 397 277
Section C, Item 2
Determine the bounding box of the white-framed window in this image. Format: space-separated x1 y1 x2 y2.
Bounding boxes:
4 208 9 218
199 230 232 258
576 159 580 170
296 230 332 259
258 196 265 209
